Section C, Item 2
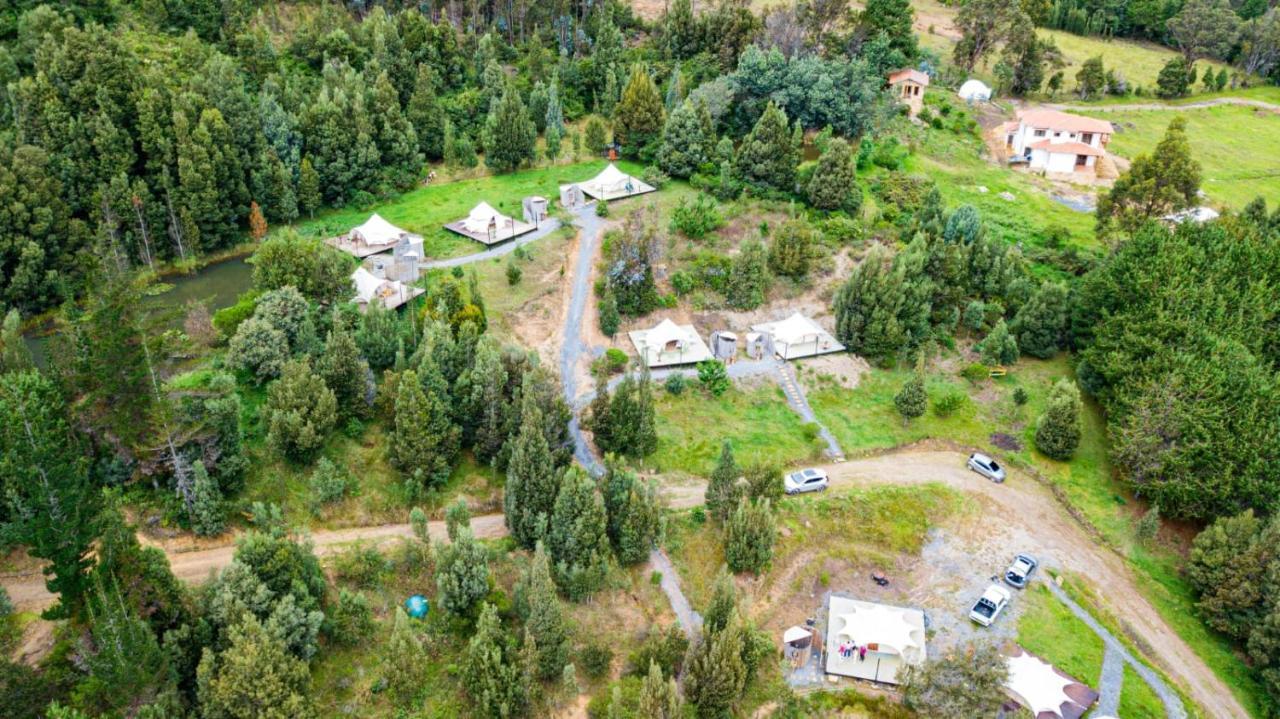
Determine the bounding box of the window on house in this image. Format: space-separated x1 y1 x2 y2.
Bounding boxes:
1075 154 1088 167
1081 132 1094 144
1033 129 1046 137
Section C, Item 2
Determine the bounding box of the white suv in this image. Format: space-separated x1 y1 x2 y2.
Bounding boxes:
784 468 829 495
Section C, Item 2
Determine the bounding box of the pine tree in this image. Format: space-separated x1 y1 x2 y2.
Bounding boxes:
371 70 422 191
1097 116 1201 236
485 83 537 173
833 245 910 363
457 338 509 459
585 115 609 154
1010 282 1067 358
516 544 570 680
725 241 770 310
703 568 739 635
683 615 748 718
545 124 563 161
265 358 337 462
615 479 662 565
768 219 814 279
979 319 1019 366
545 81 565 134
435 526 490 615
638 659 683 717
1035 379 1082 460
390 368 460 488
0 371 99 618
190 460 224 536
733 102 796 193
706 442 742 520
658 100 709 178
547 467 611 600
319 315 370 420
895 371 927 424
407 64 446 161
196 617 313 718
613 64 666 159
665 66 684 109
383 607 425 704
528 81 550 134
464 603 529 718
298 156 321 218
504 403 558 548
807 137 860 213
725 497 775 574
598 290 620 337
861 0 919 58
248 201 268 241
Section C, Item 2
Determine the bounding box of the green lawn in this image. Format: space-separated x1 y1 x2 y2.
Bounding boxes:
1120 664 1168 719
647 383 825 477
1016 582 1106 686
1082 104 1280 208
286 159 646 261
1040 29 1231 98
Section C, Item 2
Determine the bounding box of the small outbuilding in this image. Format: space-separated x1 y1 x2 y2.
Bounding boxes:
1003 645 1100 719
958 79 993 103
445 202 537 246
628 318 713 368
710 330 738 361
330 213 419 258
559 183 586 209
888 68 930 118
824 596 927 685
576 163 656 201
522 196 550 225
751 313 845 361
351 266 424 312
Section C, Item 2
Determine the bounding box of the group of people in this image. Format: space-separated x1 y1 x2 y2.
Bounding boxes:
836 642 868 661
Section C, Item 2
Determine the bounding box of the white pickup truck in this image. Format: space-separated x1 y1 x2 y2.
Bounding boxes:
969 584 1012 627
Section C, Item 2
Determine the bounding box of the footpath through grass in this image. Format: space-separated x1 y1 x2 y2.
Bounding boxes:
1082 104 1280 208
1017 582 1106 685
286 159 644 260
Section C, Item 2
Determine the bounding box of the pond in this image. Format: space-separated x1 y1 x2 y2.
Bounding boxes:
22 257 255 368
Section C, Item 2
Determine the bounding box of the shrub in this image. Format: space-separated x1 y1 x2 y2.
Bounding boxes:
664 373 687 395
1035 379 1082 461
818 215 863 244
593 348 629 377
932 389 968 418
697 360 730 396
1135 505 1161 545
506 258 522 285
212 291 260 340
595 201 610 217
597 291 620 337
627 624 689 677
669 194 724 239
309 458 351 510
641 166 669 189
580 643 614 679
332 544 388 589
670 271 695 295
1012 386 1029 406
228 317 290 382
960 363 989 384
328 589 375 646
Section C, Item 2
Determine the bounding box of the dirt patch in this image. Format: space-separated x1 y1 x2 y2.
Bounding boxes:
794 353 870 391
12 618 57 666
990 432 1023 451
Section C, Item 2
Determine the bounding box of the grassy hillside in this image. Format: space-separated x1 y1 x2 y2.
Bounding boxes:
1084 105 1280 208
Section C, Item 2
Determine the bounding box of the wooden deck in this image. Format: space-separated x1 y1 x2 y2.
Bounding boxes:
325 236 400 258
442 219 537 246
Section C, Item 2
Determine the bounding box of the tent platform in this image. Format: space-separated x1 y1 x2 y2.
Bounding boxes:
326 235 399 258
751 314 845 361
628 322 713 368
824 595 926 686
443 219 537 246
582 185 657 202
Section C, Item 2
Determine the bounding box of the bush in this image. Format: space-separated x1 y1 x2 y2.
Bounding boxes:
641 166 669 189
228 317 290 382
595 201 610 217
327 589 375 646
1135 505 1161 545
671 271 695 295
593 348 629 377
627 624 689 677
932 389 968 418
664 373 687 395
580 643 614 679
506 258 522 285
332 543 388 589
697 360 730 396
309 458 351 510
669 194 724 239
818 215 863 244
212 291 260 340
1012 386 1029 406
960 363 989 383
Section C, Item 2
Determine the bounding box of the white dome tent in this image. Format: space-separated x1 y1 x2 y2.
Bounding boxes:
444 201 536 246
958 79 993 102
574 163 656 201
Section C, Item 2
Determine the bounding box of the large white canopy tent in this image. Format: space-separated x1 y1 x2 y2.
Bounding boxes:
576 163 656 201
958 79 993 102
444 201 536 246
751 312 845 360
627 318 713 368
1003 646 1099 719
329 214 419 258
824 596 926 685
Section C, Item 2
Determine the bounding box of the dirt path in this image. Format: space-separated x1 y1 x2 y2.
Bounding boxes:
1 449 1239 717
1049 97 1280 113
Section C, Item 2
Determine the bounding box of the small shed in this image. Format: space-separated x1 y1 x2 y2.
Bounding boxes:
958 79 993 103
887 68 930 117
710 330 738 361
783 626 814 649
559 183 586 209
444 202 536 246
628 318 713 368
744 332 767 360
750 313 844 361
522 196 549 225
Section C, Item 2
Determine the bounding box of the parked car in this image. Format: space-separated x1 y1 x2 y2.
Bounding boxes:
784 468 829 495
967 452 1006 483
969 584 1012 626
1004 554 1039 589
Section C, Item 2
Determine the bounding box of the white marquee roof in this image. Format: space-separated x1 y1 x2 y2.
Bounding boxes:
832 602 926 663
351 267 387 303
958 79 993 101
350 213 408 246
580 163 655 200
769 313 825 346
642 318 689 348
1006 652 1077 717
462 202 505 233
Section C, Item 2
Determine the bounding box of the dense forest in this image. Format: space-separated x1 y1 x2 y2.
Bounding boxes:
1 0 1280 717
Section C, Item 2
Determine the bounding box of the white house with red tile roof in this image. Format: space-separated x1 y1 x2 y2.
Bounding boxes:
1001 109 1114 174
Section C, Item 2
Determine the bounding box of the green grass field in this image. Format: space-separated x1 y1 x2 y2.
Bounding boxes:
647 383 825 477
286 159 645 261
1016 582 1106 685
1039 30 1231 98
1082 104 1280 208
